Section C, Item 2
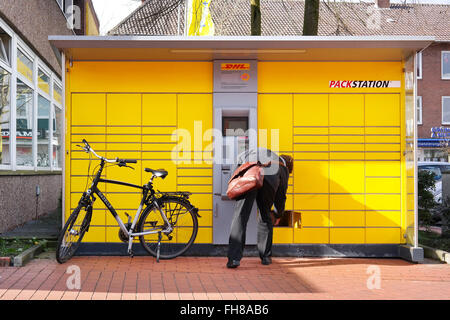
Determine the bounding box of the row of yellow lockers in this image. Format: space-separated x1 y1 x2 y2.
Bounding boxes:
65 60 412 246
67 92 411 245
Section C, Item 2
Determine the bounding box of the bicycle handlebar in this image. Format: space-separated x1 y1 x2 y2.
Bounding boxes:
118 159 137 164
78 139 136 165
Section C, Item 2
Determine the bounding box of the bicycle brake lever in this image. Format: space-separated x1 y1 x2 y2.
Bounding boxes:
118 162 135 170
76 145 89 153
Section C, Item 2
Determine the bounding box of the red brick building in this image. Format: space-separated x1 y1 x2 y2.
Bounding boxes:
417 42 450 161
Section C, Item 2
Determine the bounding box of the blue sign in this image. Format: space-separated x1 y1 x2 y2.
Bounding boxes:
418 139 445 148
431 127 450 138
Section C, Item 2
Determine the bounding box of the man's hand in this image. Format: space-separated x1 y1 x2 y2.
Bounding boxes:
274 218 281 226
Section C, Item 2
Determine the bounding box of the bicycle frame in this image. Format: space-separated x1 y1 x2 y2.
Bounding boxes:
84 158 172 255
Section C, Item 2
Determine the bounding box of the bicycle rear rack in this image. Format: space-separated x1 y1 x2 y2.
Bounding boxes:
157 191 192 199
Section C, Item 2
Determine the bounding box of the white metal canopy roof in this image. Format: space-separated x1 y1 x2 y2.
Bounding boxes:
49 35 434 62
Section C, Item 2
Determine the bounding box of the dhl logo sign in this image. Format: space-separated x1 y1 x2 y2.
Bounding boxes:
221 63 250 71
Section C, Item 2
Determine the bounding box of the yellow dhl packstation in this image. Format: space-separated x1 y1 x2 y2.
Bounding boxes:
49 36 432 261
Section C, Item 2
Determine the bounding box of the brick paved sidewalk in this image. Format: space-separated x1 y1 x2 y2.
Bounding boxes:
0 256 449 300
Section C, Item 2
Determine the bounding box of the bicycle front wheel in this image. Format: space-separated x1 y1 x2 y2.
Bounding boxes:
138 197 198 259
56 203 91 264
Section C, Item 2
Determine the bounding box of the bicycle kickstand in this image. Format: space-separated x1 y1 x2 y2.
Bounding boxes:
156 231 162 263
127 237 134 258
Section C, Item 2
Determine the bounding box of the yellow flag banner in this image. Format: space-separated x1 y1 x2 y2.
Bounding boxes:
187 0 215 36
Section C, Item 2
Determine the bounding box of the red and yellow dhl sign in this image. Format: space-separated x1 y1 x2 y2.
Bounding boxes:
221 63 250 71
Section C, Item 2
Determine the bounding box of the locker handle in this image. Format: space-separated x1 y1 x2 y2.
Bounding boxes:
214 203 219 218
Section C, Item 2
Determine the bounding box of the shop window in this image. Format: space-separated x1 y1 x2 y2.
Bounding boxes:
0 66 10 165
416 51 422 79
0 27 11 66
37 95 50 167
17 49 33 83
38 68 50 95
16 79 34 166
443 97 450 125
0 16 63 172
417 96 422 125
52 105 62 168
443 51 450 80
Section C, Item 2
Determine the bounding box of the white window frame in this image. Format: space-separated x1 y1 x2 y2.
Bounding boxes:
0 19 13 170
52 103 63 169
0 16 63 173
36 63 53 170
0 64 12 170
52 79 63 170
442 97 450 125
16 44 35 90
416 51 422 80
442 51 450 80
15 61 36 171
417 96 422 125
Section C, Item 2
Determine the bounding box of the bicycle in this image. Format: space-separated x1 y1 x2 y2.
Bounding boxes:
56 139 200 264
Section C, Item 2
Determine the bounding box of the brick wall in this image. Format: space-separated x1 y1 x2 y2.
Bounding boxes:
0 174 61 234
418 42 450 139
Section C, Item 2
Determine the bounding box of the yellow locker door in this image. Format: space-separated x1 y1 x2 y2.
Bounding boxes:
329 94 365 243
142 94 177 192
104 94 142 243
364 94 402 244
69 93 107 242
177 94 213 244
293 94 329 244
258 94 293 153
105 94 142 192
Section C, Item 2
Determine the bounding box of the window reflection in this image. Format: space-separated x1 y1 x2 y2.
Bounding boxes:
443 52 450 79
16 79 33 166
54 84 62 105
38 95 50 167
38 69 50 95
17 49 33 82
53 105 62 168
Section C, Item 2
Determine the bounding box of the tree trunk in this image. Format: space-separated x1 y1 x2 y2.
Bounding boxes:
303 0 319 36
251 0 261 36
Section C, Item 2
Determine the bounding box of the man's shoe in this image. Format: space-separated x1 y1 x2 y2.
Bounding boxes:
226 260 240 268
261 257 272 265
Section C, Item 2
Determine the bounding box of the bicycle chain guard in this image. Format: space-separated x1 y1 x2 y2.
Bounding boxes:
118 223 132 243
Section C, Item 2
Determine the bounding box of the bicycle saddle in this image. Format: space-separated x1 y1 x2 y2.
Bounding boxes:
145 168 168 179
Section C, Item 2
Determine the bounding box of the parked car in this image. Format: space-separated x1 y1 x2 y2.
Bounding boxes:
418 161 450 204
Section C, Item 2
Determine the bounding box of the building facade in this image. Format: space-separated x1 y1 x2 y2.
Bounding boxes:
417 42 450 161
0 0 98 233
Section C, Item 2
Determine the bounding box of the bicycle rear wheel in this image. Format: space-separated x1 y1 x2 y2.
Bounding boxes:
56 203 91 264
138 197 198 259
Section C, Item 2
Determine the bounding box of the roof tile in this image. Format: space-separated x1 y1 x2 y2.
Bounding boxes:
108 0 450 41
